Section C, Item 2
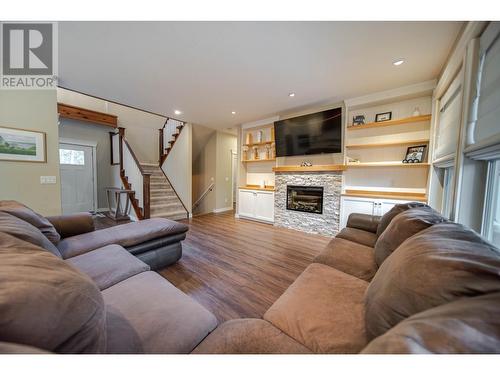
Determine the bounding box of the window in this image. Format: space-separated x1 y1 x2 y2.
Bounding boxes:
59 149 85 165
483 160 500 244
441 166 455 219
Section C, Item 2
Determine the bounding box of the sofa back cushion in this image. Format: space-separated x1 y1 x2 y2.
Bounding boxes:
0 232 106 353
0 211 61 258
362 292 500 353
376 202 429 237
374 206 446 267
365 222 500 340
0 200 60 244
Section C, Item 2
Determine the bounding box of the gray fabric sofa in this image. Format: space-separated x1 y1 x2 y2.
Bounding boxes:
0 201 218 353
194 203 500 354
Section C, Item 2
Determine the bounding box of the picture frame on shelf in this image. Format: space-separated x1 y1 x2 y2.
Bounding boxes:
403 145 427 163
375 111 392 122
352 115 365 125
0 126 46 163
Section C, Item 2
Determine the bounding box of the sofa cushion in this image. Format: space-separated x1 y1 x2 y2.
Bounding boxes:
365 222 500 340
102 271 217 353
313 238 377 281
66 244 150 290
0 232 105 353
376 202 429 237
57 218 189 259
363 293 500 354
264 263 368 353
0 200 60 244
0 211 61 257
374 206 446 266
0 341 50 354
192 318 311 354
336 227 378 248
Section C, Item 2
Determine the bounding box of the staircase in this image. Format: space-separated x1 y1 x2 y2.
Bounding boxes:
141 163 187 220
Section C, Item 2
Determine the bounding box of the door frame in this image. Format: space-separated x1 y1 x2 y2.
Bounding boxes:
59 138 98 213
230 149 238 205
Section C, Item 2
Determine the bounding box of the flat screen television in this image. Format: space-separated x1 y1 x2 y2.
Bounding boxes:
274 107 342 157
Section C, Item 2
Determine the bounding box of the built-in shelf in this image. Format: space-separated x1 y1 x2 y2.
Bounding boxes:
244 141 274 147
242 158 276 163
347 162 430 168
343 189 427 202
273 164 347 172
239 185 275 192
346 114 431 131
345 139 430 149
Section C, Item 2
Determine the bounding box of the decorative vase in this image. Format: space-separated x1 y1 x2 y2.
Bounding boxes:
257 130 263 143
246 132 253 145
413 107 421 117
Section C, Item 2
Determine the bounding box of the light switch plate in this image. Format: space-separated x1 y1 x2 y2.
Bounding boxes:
40 176 57 184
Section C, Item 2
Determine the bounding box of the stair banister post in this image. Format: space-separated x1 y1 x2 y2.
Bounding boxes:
159 128 164 163
118 127 125 174
143 172 151 219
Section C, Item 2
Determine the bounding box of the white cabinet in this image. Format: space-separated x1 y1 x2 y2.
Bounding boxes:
238 189 274 223
340 196 417 229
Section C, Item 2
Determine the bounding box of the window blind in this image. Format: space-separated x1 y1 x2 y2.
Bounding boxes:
466 22 500 159
433 69 464 162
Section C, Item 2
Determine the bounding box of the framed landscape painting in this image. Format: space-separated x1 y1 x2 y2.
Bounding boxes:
0 126 46 162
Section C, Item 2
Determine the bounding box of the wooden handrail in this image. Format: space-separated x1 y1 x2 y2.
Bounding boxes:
193 182 215 209
158 128 164 163
118 127 150 220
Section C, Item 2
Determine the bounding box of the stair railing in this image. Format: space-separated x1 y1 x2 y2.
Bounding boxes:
159 118 185 165
192 182 215 211
118 127 151 219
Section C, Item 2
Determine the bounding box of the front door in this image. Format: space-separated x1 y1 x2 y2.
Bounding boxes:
59 142 95 214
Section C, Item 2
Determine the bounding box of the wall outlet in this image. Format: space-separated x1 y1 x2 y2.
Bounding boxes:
40 176 57 184
225 197 228 203
225 176 229 182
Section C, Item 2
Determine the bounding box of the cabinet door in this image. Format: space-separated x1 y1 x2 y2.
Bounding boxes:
340 197 376 229
238 190 256 218
255 191 275 222
379 199 412 216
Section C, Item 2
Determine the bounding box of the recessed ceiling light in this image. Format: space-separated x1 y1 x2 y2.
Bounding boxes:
174 110 182 115
231 111 236 115
288 93 295 97
393 59 405 66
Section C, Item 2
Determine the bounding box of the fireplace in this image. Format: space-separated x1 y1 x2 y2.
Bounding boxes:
286 185 324 214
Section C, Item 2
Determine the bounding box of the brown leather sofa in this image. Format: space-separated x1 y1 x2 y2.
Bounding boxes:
194 203 500 354
0 201 218 353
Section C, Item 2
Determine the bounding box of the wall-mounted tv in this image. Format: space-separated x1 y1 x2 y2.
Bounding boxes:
274 107 342 157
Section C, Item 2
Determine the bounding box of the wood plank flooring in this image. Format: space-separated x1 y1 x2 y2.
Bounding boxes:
158 211 331 323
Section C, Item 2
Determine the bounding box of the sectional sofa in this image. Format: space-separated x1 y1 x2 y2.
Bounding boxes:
0 200 217 353
194 203 500 354
1 200 499 354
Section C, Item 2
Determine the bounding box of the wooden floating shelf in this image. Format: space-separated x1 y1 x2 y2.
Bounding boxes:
273 164 347 172
239 185 275 192
343 189 427 202
244 141 274 147
242 158 276 163
347 114 431 131
346 139 430 149
347 162 430 168
58 102 118 128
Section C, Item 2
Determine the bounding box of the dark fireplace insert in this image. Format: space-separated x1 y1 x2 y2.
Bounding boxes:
286 185 324 214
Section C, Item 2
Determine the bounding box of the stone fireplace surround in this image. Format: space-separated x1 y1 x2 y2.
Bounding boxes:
274 171 342 236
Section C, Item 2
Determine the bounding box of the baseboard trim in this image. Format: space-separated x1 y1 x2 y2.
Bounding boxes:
213 207 234 213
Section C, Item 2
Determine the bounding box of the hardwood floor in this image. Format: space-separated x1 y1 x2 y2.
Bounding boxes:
158 211 331 322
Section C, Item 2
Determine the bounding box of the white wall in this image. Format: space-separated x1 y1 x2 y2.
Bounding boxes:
162 123 193 214
0 90 62 215
57 88 166 163
215 132 237 211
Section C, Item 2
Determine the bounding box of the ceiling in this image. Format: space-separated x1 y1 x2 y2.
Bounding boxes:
58 21 463 129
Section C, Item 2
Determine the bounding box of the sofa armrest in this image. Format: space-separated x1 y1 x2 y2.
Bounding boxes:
347 213 381 234
46 212 95 239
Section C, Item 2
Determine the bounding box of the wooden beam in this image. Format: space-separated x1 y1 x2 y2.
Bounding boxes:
58 102 118 128
272 164 347 172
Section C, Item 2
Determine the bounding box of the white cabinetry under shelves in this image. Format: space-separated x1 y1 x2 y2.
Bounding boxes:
340 195 415 229
238 188 274 223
